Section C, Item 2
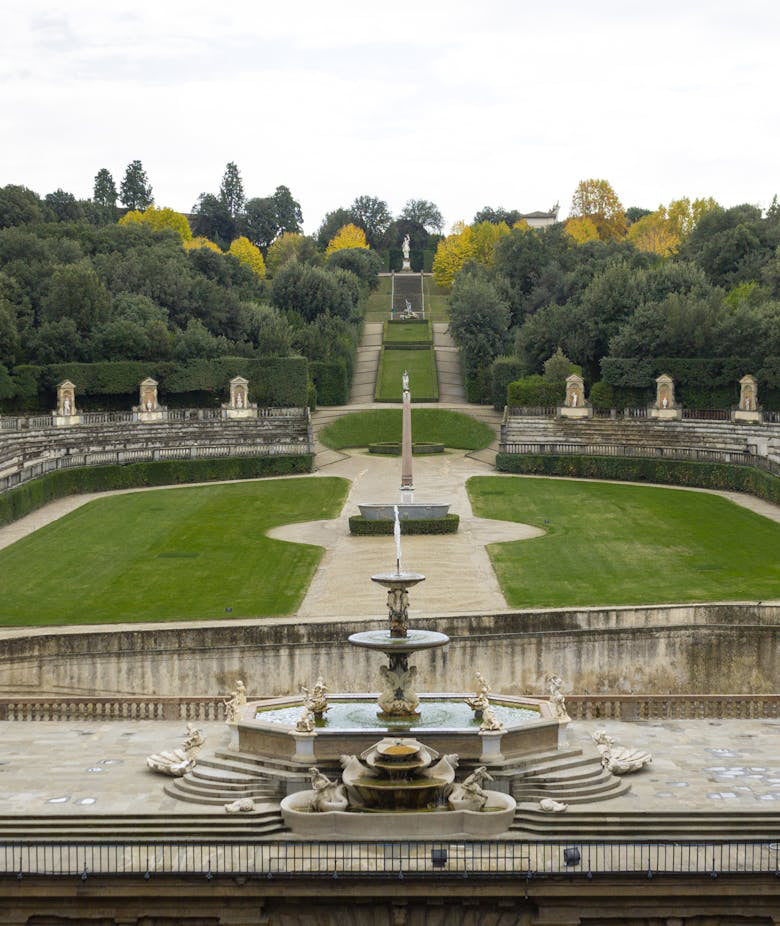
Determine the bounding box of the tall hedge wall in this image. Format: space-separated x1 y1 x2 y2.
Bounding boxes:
601 357 780 410
9 357 309 409
0 454 313 528
309 360 349 406
495 452 780 505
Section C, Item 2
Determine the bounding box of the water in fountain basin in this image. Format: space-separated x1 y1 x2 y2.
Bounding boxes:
255 698 539 730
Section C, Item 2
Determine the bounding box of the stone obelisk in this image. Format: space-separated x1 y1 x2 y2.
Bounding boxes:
400 370 414 503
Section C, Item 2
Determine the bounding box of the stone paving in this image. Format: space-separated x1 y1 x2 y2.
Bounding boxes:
2 719 780 818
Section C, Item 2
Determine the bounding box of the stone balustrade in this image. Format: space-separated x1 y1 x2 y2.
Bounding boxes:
0 408 313 494
1 693 778 722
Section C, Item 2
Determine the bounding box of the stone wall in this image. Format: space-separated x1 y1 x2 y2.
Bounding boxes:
0 602 777 698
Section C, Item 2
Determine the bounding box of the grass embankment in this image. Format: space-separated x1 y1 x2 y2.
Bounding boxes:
319 409 494 451
467 475 780 608
382 319 433 344
363 276 392 323
422 275 450 322
0 477 348 626
375 319 437 401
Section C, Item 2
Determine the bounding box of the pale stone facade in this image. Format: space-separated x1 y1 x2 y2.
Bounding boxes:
52 379 82 426
133 377 168 422
222 375 258 419
733 374 763 423
649 373 682 419
559 373 592 418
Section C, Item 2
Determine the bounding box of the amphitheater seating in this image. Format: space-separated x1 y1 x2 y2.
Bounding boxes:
500 413 780 473
0 408 313 493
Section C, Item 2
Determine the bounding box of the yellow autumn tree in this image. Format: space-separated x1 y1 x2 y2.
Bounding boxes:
564 216 600 244
666 197 719 240
570 178 627 240
266 232 306 276
119 205 192 241
512 219 531 232
432 224 475 288
326 223 369 254
469 221 510 265
628 208 679 257
183 236 222 253
228 236 266 278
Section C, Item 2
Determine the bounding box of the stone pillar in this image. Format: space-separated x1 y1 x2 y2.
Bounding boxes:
400 372 414 503
52 379 82 426
649 372 682 419
733 374 763 422
559 373 592 419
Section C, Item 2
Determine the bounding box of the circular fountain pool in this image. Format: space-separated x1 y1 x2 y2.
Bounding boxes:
255 698 539 730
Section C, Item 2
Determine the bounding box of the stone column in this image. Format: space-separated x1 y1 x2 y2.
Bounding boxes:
400 376 414 503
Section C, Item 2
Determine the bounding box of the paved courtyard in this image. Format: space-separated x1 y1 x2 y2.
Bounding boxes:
2 719 780 819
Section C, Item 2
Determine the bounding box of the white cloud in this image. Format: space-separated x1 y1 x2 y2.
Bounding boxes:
1 0 778 230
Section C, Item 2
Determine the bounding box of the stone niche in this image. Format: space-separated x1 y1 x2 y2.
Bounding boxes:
648 373 682 420
732 374 763 423
133 377 168 422
558 373 592 419
222 375 257 419
52 379 82 427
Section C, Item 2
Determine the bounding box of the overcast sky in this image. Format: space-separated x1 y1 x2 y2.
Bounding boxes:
2 0 779 233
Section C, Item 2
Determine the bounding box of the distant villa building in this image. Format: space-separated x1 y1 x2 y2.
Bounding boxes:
518 208 558 229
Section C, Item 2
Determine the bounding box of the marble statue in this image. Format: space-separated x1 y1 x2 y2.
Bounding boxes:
402 370 410 392
236 391 243 409
225 797 256 813
571 391 578 407
480 705 505 732
146 723 205 777
545 673 570 722
223 680 247 724
308 766 348 812
402 235 411 261
422 753 459 781
302 676 329 716
378 661 419 715
448 766 493 811
592 729 652 775
662 396 668 409
539 797 568 813
295 704 315 734
466 672 491 713
63 397 71 416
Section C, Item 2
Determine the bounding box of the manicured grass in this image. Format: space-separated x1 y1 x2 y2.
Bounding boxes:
423 275 450 321
375 348 438 402
0 477 348 626
467 475 780 608
319 409 495 451
363 276 392 322
382 320 433 343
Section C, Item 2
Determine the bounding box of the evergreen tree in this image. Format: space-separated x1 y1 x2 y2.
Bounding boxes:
219 161 245 218
119 160 153 211
93 169 117 208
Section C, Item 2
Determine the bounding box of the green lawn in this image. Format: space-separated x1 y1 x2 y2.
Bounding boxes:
375 348 438 402
363 276 392 322
468 475 780 608
0 477 348 626
422 275 450 322
319 409 494 451
382 320 432 344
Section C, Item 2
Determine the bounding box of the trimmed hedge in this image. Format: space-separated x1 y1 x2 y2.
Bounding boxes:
506 375 562 407
309 360 348 406
495 453 780 506
348 513 460 535
11 357 309 409
0 455 313 528
491 356 525 410
368 442 444 455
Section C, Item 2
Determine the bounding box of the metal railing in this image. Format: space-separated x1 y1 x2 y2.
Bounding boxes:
498 441 780 477
1 839 779 878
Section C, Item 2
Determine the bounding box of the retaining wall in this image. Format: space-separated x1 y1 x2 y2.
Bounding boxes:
0 603 777 698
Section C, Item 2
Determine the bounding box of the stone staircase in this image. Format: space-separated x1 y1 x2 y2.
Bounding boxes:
432 323 465 403
392 272 424 315
348 323 382 405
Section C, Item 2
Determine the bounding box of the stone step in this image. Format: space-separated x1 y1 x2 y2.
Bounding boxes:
212 750 308 776
165 784 280 805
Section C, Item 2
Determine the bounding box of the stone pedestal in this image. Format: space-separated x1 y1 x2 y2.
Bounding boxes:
559 374 592 418
648 406 682 420
401 258 411 271
222 375 258 419
479 731 504 762
732 408 763 423
558 405 592 419
293 732 316 761
134 408 168 422
733 375 762 422
649 373 681 419
133 378 167 421
52 414 82 427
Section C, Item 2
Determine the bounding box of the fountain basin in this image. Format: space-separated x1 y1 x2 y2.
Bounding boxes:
237 694 558 763
348 628 450 654
281 790 517 837
359 503 450 521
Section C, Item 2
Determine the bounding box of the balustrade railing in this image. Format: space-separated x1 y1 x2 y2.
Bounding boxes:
506 406 557 417
0 407 308 432
682 408 731 421
499 440 780 476
1 693 778 723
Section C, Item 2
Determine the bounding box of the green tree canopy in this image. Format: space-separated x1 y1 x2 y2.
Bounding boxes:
119 160 153 211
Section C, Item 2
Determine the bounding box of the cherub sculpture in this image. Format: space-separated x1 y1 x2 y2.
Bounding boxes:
223 680 247 724
146 723 205 777
545 673 570 721
466 672 491 713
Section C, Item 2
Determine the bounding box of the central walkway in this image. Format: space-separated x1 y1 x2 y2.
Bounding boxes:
269 450 543 617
